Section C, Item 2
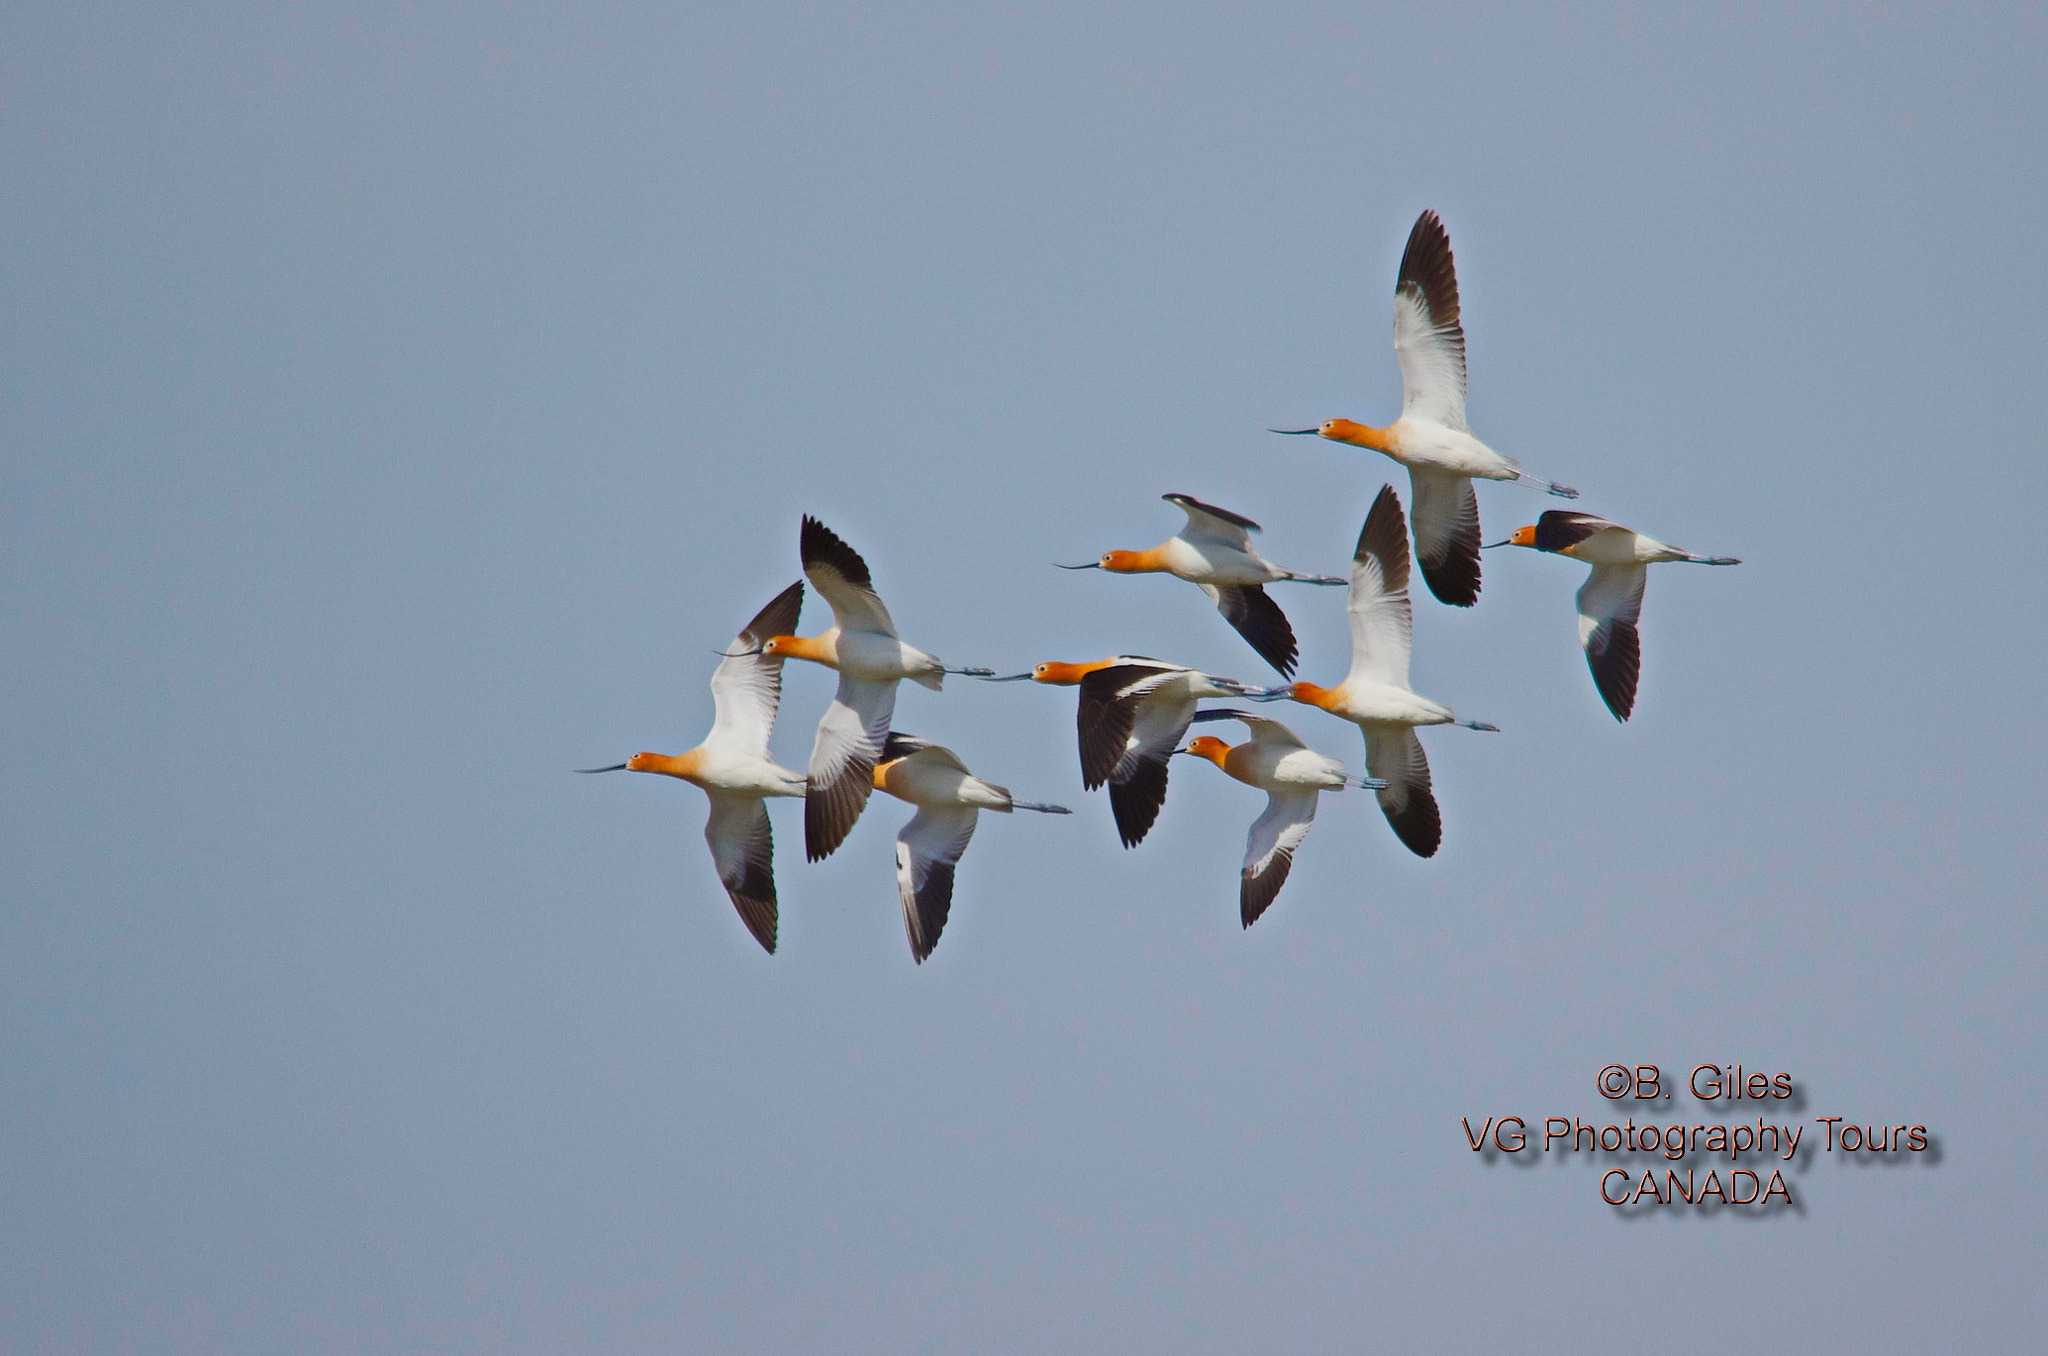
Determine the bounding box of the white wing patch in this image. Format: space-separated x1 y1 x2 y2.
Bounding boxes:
1392 285 1468 431
895 805 979 963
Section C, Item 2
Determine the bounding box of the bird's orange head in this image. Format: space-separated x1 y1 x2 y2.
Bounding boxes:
625 751 698 778
1281 681 1340 710
1506 525 1538 548
760 633 827 663
1316 418 1391 451
1182 735 1233 767
1097 550 1147 573
1030 660 1103 685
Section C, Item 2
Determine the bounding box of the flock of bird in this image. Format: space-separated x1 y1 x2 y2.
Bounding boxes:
581 211 1739 960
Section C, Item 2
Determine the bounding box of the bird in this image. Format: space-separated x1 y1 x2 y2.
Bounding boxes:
1058 493 1345 676
1176 709 1385 927
1272 209 1577 608
762 516 993 863
576 581 808 954
871 733 1071 963
1251 484 1498 858
1488 511 1740 722
981 656 1250 847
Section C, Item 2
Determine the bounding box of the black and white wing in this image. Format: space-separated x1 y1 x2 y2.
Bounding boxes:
1344 485 1416 692
704 791 779 953
1201 583 1299 678
1075 662 1201 848
1532 509 1619 554
804 675 895 861
1163 492 1260 554
1576 564 1648 723
1191 707 1310 750
1363 727 1440 858
895 806 979 963
800 515 897 636
1391 209 1468 432
1408 468 1482 608
706 580 804 758
1240 787 1320 928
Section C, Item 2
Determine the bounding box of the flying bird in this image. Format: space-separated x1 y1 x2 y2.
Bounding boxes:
1273 209 1577 607
763 516 992 862
872 733 1071 963
1059 493 1345 676
1177 709 1385 928
576 581 808 954
982 656 1250 846
1490 511 1740 721
1252 484 1498 858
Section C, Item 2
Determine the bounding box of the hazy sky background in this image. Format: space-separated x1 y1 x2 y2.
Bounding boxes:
5 2 2045 1351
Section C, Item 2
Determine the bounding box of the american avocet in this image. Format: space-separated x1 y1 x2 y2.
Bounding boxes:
1058 494 1345 676
1488 511 1740 722
872 733 1070 963
763 516 992 862
1252 484 1497 858
982 656 1250 847
1273 210 1577 608
577 581 808 954
1176 710 1385 927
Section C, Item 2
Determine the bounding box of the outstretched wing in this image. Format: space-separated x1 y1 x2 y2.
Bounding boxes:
703 792 779 953
1084 665 1203 848
707 580 804 757
1576 563 1648 722
1408 468 1482 608
895 806 979 963
1534 510 1618 554
805 675 896 860
1364 727 1439 858
1344 485 1415 691
1391 209 1468 431
880 731 973 775
1190 707 1309 750
1164 493 1260 553
1240 787 1320 928
1074 663 1185 788
800 515 897 636
1201 583 1298 678
1106 759 1171 849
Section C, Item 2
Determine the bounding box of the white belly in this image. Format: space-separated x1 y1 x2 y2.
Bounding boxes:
881 760 1009 810
1160 537 1279 585
1390 421 1518 480
837 628 942 685
692 748 808 798
1330 682 1456 728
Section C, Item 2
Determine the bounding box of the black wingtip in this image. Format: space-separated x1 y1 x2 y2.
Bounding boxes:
1213 584 1298 678
1417 554 1480 607
1586 618 1640 723
799 515 874 590
1397 209 1460 330
1107 759 1171 848
1383 790 1442 859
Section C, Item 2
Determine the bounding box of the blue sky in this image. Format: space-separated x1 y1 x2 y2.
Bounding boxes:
4 4 2044 1351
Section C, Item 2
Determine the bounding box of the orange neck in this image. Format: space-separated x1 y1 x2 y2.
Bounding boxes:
1321 419 1395 454
1287 681 1345 712
1100 546 1173 575
769 632 836 666
1031 658 1119 685
627 749 704 781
